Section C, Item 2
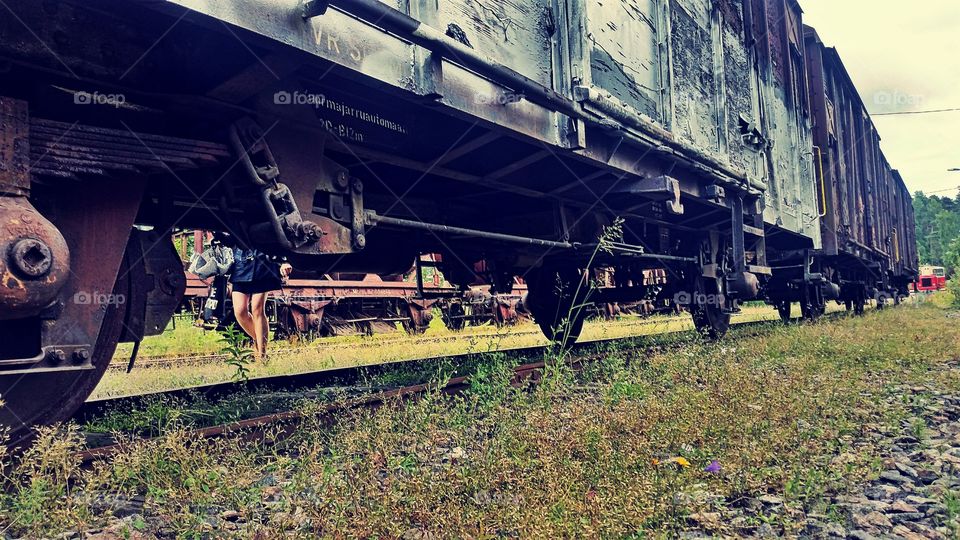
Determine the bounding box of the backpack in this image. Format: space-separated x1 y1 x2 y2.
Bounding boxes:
188 244 235 279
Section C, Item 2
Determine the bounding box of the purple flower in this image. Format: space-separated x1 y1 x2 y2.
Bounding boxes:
704 460 721 474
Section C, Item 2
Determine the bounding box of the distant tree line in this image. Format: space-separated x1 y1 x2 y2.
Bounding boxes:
913 192 960 273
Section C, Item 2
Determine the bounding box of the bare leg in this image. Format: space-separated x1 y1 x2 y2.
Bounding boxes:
250 292 270 359
231 291 257 352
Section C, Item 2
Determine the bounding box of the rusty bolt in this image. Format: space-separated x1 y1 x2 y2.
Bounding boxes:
73 349 90 363
47 349 67 364
353 233 366 249
300 221 323 241
351 178 363 194
335 171 350 190
8 237 53 279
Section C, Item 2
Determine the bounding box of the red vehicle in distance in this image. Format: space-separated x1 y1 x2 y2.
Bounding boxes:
915 266 947 292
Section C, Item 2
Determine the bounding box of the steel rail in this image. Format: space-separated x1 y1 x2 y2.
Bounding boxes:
76 312 850 462
77 359 554 463
76 308 864 466
103 314 700 372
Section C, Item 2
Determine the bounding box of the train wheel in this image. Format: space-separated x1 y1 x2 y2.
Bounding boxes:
849 285 867 316
800 284 825 321
402 321 428 335
401 303 432 335
854 298 866 316
0 260 128 451
690 274 730 340
442 302 467 331
401 314 429 335
491 303 507 328
526 267 588 345
777 302 792 323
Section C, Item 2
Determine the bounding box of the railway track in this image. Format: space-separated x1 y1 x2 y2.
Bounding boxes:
78 359 554 463
106 327 548 371
104 313 703 372
76 312 857 463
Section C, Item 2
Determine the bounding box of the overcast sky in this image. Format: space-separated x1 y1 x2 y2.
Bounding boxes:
799 1 960 197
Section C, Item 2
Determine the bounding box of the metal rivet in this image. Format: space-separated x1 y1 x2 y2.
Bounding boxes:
335 171 350 190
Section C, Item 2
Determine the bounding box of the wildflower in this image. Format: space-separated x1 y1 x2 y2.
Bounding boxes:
666 456 690 468
704 460 721 474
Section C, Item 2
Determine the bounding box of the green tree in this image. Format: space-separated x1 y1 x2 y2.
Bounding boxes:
913 192 960 269
934 210 960 265
946 236 960 276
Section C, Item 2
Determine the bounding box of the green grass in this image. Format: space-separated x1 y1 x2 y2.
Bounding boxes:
114 315 223 359
94 303 813 399
3 299 958 538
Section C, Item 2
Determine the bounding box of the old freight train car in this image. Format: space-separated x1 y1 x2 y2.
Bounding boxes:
786 27 919 317
0 0 915 447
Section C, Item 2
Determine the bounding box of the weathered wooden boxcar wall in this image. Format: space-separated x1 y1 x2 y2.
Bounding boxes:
835 87 873 253
745 0 816 241
803 27 841 255
430 0 557 87
576 0 663 120
892 174 918 278
887 171 918 277
877 158 898 270
565 0 816 238
804 26 913 270
411 0 818 239
894 174 919 276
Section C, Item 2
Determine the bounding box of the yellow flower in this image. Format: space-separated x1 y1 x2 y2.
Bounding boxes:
667 457 691 468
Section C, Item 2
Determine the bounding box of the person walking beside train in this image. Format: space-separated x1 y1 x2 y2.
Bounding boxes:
230 246 292 360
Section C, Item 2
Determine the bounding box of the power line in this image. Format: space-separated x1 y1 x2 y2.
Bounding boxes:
921 186 960 195
873 107 960 117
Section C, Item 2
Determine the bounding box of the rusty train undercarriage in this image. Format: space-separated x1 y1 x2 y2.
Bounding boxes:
0 0 918 449
184 271 531 337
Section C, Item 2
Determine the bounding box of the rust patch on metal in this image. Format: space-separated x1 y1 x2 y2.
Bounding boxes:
0 196 71 321
0 97 29 196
